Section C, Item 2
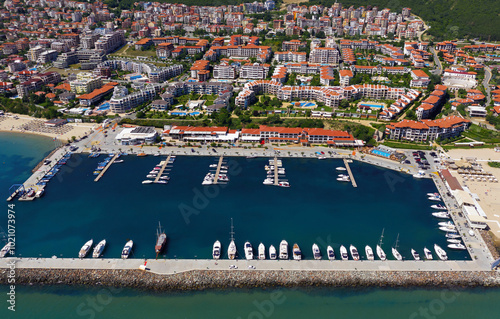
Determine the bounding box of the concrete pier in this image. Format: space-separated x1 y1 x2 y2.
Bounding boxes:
213 156 225 185
94 154 119 182
153 155 171 183
343 158 357 187
273 156 279 186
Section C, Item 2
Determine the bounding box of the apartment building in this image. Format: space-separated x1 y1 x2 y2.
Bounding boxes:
213 62 236 79
109 84 159 113
386 116 470 142
239 63 270 80
274 51 307 63
70 72 102 94
309 47 340 64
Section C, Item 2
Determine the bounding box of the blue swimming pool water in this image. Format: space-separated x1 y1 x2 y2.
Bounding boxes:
97 103 110 111
300 102 316 107
130 75 142 80
372 149 391 158
361 103 384 109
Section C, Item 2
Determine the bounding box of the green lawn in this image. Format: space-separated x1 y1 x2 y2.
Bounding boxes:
382 141 432 150
462 124 500 143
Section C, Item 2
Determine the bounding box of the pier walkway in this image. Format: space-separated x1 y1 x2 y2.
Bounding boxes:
94 154 119 182
1 256 492 276
343 158 357 187
213 156 224 185
274 156 279 186
154 155 171 183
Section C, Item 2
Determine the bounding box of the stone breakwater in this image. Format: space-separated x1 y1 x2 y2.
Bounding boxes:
2 269 500 291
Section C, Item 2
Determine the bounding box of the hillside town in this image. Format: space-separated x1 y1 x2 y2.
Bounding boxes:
0 0 499 149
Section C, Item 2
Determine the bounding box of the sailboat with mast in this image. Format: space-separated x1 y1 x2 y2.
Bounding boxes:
392 233 402 261
228 218 237 260
155 222 167 259
376 228 387 261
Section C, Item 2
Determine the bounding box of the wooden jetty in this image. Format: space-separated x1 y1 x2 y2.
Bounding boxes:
213 156 225 185
94 154 119 182
343 158 357 188
154 155 172 183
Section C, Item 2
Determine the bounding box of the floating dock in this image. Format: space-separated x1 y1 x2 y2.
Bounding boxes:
94 154 119 182
343 158 357 188
154 155 172 183
213 156 225 185
274 156 279 186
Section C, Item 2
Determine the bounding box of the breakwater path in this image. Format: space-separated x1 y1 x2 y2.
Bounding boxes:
0 256 494 275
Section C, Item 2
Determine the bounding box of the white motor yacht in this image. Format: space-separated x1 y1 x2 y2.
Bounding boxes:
438 221 454 227
312 243 322 260
142 180 153 184
428 196 441 201
434 244 448 260
424 247 433 260
121 240 133 259
263 178 274 185
350 245 360 261
432 212 450 219
448 243 466 250
340 245 348 261
439 226 457 232
327 246 335 260
279 240 289 259
244 241 253 260
92 239 106 258
365 245 374 261
79 239 93 258
269 245 277 260
411 249 420 261
445 233 461 239
447 238 462 244
212 240 221 260
293 243 302 260
258 243 265 260
278 181 290 188
336 167 347 171
427 193 440 197
337 176 350 182
431 204 447 210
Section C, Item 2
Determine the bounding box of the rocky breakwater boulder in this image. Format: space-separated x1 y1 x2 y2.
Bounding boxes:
1 268 500 291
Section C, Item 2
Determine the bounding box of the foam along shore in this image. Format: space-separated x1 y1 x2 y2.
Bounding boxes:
0 114 97 142
1 268 500 291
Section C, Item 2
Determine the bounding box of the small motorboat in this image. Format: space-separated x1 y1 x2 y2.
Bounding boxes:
142 180 153 184
212 240 221 260
432 212 450 219
0 242 12 258
365 245 374 261
327 246 335 260
448 243 466 250
431 204 447 210
279 240 288 259
312 243 322 260
269 245 277 260
350 245 360 261
244 241 253 260
258 243 266 260
411 249 420 261
424 247 433 260
263 178 274 185
121 240 133 259
447 238 462 244
439 226 457 232
278 181 290 188
340 245 348 261
293 243 302 260
445 233 461 239
336 167 347 171
376 245 387 261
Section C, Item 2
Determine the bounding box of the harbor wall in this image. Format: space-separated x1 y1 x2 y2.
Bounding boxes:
2 268 500 291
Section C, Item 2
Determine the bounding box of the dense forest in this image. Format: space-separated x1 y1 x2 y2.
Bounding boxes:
303 0 500 41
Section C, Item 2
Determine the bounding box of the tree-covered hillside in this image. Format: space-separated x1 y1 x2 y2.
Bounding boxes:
303 0 500 41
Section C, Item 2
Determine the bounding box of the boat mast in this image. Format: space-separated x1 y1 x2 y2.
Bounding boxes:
229 218 235 242
378 228 384 247
394 233 400 249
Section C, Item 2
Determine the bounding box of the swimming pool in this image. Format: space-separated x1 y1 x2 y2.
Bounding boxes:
360 103 384 109
300 102 316 107
171 112 201 116
372 149 391 158
97 103 110 111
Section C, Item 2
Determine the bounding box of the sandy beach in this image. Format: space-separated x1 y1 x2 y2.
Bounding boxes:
0 113 97 142
446 148 500 239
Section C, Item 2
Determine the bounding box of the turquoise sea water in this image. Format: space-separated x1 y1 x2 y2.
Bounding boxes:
1 132 498 319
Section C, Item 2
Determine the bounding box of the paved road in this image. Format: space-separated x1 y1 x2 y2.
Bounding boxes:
430 47 443 75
